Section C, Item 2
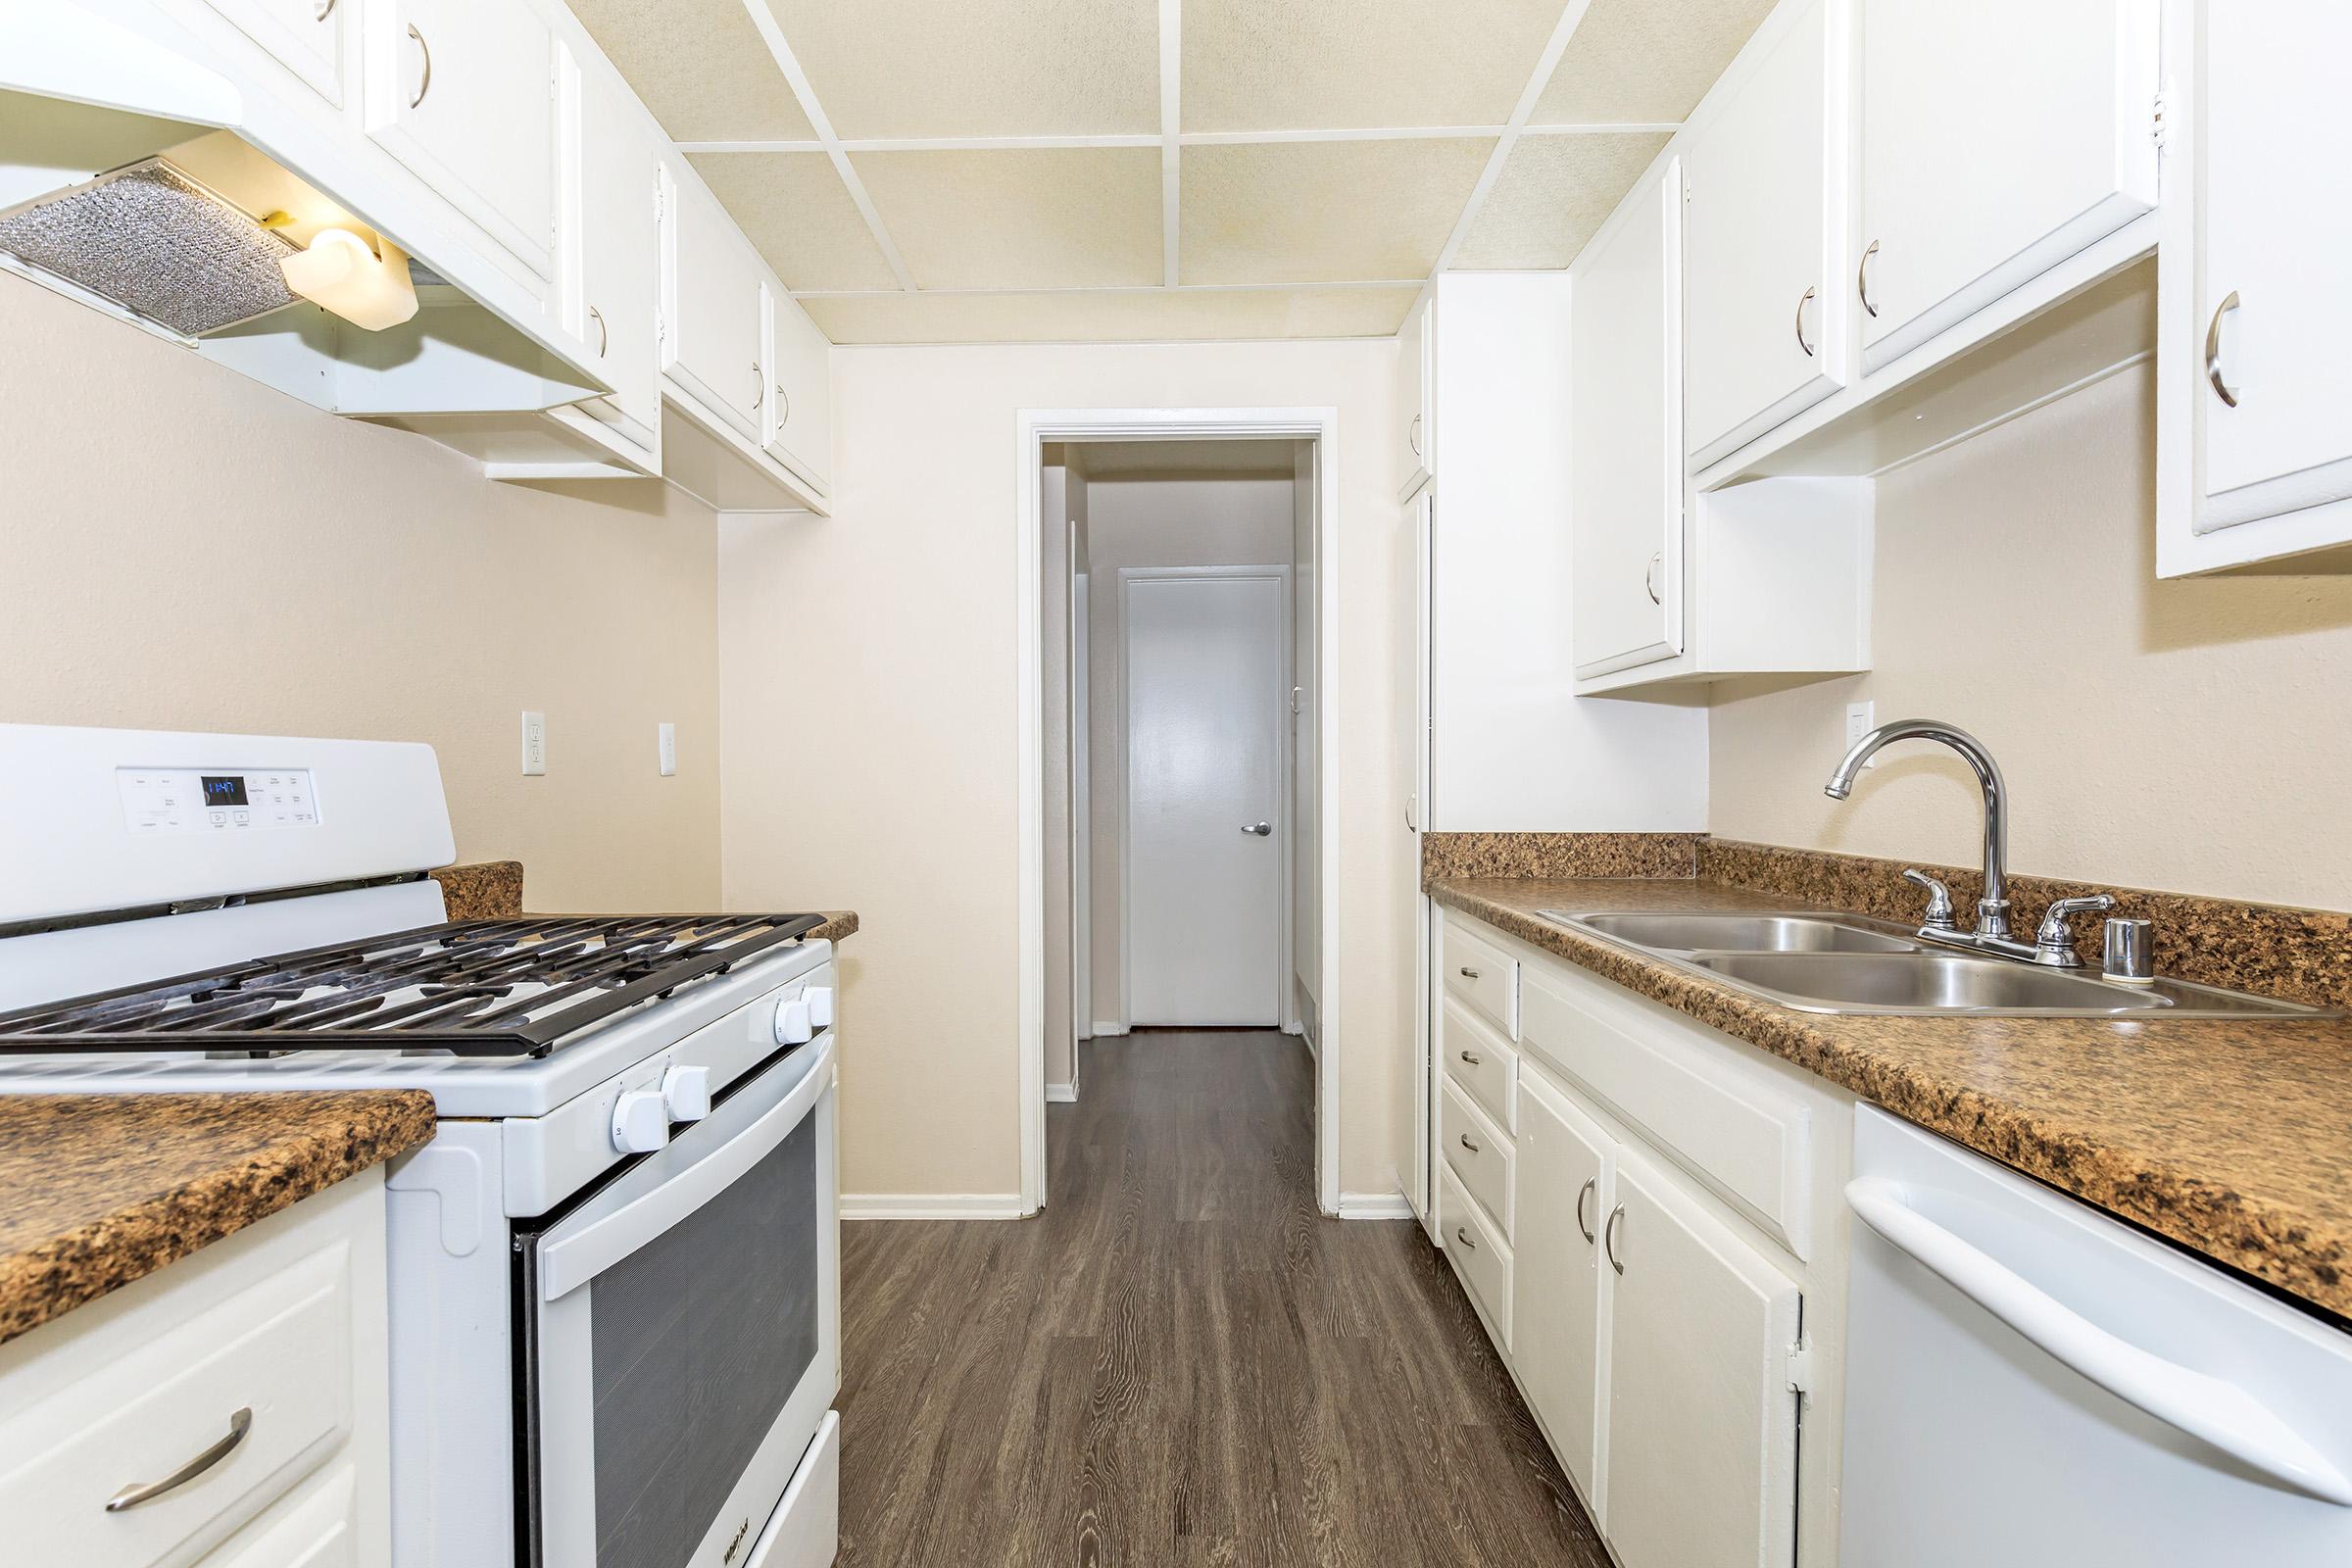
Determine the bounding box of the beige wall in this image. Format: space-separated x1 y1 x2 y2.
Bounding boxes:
0 276 723 910
1710 367 2352 911
718 339 1409 1204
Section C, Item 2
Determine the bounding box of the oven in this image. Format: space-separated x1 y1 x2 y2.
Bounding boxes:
519 1033 839 1568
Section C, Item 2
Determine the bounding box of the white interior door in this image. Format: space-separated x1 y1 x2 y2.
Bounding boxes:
1124 569 1287 1027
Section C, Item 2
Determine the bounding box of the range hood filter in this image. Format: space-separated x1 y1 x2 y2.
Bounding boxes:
0 159 298 337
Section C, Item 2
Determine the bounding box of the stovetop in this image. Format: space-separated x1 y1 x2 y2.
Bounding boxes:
0 912 825 1057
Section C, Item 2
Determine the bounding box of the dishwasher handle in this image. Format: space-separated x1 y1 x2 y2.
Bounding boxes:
1845 1176 2352 1506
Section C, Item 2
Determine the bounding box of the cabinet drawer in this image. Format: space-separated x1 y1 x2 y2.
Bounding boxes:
1439 1164 1513 1350
1519 960 1815 1259
1441 994 1516 1134
1442 919 1518 1037
1440 1076 1513 1239
0 1241 355 1568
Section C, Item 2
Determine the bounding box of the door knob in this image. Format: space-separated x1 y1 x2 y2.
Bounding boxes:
1243 821 1271 836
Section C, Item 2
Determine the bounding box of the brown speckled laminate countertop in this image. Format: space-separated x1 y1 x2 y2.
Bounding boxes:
1431 875 2352 1320
0 1092 436 1346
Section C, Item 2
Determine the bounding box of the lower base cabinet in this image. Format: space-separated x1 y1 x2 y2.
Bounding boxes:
1511 1068 1611 1514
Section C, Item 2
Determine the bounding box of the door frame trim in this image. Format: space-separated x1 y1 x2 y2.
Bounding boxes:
1114 564 1294 1033
1016 407 1341 1218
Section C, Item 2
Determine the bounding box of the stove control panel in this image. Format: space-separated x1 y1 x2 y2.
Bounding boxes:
116 768 319 834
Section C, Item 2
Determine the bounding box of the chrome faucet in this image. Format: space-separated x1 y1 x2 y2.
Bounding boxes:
1824 718 2103 966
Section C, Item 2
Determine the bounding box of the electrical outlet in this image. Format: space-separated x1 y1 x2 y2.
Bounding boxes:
1845 701 1877 766
521 710 547 776
658 722 676 777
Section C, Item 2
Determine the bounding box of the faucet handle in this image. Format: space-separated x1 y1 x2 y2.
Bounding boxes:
2034 894 2116 966
1902 869 1960 933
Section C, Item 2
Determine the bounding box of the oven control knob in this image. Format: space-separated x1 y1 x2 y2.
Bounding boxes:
806 986 834 1028
662 1063 711 1122
773 996 814 1046
611 1089 671 1154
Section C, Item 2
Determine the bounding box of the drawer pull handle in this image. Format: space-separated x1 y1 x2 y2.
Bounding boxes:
1457 965 1481 979
1454 1226 1477 1250
1458 1132 1480 1154
406 23 430 108
1458 1050 1481 1066
1603 1203 1627 1274
1575 1177 1596 1243
106 1406 252 1512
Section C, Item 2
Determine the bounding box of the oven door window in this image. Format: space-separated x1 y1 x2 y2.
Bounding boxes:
525 1042 838 1568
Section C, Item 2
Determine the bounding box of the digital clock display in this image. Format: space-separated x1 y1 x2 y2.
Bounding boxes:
199 775 249 808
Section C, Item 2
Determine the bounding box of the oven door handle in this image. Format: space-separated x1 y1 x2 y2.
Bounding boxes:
537 1034 835 1301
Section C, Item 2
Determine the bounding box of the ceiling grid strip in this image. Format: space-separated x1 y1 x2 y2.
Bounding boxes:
792 278 1428 299
1428 0 1605 280
736 0 918 292
675 124 1683 158
1158 0 1183 287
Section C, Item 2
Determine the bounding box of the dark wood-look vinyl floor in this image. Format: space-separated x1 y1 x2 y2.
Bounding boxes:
836 1030 1609 1566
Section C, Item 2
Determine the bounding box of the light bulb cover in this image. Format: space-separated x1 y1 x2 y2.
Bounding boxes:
279 227 418 331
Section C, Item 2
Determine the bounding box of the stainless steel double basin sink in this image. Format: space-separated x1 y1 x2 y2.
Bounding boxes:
1537 909 2324 1018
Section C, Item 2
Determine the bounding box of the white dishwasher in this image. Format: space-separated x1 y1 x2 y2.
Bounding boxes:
1840 1106 2352 1565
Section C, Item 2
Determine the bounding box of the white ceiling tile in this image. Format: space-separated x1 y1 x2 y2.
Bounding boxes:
1180 139 1493 285
1450 130 1670 269
767 0 1159 138
568 0 813 141
1533 0 1779 123
689 152 899 292
854 148 1162 290
1182 0 1562 131
801 286 1418 344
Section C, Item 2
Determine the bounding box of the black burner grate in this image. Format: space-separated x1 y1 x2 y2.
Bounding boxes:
0 912 825 1056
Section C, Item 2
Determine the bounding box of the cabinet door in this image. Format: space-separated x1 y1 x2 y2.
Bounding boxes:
571 62 660 450
1604 1152 1801 1568
2192 0 2352 534
1511 1068 1612 1516
1856 0 2157 369
1686 0 1845 466
1570 157 1684 678
366 0 558 285
1397 293 1433 501
660 163 765 442
198 0 347 106
762 277 832 492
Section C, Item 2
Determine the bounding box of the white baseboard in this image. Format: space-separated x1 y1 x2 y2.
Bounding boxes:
1045 1083 1078 1102
841 1193 1027 1220
1338 1190 1415 1220
1090 1020 1128 1037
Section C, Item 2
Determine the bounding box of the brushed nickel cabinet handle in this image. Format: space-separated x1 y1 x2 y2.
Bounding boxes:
1458 966 1481 980
1603 1203 1627 1274
1857 238 1880 319
1794 284 1817 358
314 0 336 19
1458 1049 1481 1066
752 362 763 411
1454 1226 1477 1250
1458 1132 1481 1154
588 306 608 358
107 1407 252 1512
406 23 431 109
1575 1178 1597 1243
1408 413 1422 458
1644 551 1662 606
2206 289 2241 408
776 386 790 425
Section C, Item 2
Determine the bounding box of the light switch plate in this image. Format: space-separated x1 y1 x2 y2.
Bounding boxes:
658 722 676 777
1845 701 1877 766
521 710 547 776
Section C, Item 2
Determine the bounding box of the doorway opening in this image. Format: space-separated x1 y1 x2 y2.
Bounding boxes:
1018 409 1338 1217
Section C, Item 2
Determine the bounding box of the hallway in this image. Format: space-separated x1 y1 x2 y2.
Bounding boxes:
836 1032 1607 1565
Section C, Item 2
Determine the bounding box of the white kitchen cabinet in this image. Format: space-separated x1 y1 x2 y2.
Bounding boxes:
1511 1067 1613 1518
2156 0 2352 575
1396 291 1434 502
1570 156 1685 680
1685 0 1850 466
660 159 766 443
363 0 560 290
565 55 661 456
1855 0 2158 371
1604 1151 1803 1568
195 0 348 107
761 275 833 495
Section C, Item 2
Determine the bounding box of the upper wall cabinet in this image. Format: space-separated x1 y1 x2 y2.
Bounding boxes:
1570 158 1685 680
762 276 832 496
660 160 766 444
1397 292 1435 503
2156 0 2352 575
363 0 560 294
1685 0 1850 467
564 54 661 457
1855 0 2158 371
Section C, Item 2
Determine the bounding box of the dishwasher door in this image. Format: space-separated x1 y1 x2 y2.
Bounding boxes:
1839 1106 2352 1566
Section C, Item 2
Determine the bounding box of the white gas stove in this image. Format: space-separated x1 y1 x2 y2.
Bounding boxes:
0 723 843 1568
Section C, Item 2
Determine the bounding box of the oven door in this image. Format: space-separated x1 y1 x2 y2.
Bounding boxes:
521 1034 839 1568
